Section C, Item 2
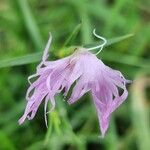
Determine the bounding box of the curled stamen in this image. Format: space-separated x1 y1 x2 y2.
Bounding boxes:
87 29 107 55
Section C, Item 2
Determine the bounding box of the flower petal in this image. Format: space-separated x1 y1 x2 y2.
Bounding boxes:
68 78 91 104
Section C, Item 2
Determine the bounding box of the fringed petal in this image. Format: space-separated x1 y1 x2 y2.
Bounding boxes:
92 90 111 137
68 79 91 104
91 65 130 137
19 40 130 139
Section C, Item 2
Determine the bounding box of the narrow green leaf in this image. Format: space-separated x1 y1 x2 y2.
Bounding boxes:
0 33 142 69
106 33 134 46
100 51 150 69
17 0 43 50
84 33 134 48
0 53 42 68
63 23 81 47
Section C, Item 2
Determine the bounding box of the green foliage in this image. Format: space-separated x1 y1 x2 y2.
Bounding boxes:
0 33 135 68
0 0 149 150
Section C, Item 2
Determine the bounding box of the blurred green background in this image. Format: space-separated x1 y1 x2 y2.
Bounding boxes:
0 0 150 150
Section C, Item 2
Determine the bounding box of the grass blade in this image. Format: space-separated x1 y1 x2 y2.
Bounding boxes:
0 52 42 68
63 23 81 47
0 33 141 69
84 33 134 48
17 0 43 50
100 51 150 69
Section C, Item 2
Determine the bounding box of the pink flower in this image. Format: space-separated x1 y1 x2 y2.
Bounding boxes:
19 30 130 137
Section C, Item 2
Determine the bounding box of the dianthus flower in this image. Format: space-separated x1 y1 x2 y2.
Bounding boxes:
19 30 130 136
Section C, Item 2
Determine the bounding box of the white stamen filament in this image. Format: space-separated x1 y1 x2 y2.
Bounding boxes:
42 33 52 62
87 29 107 55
